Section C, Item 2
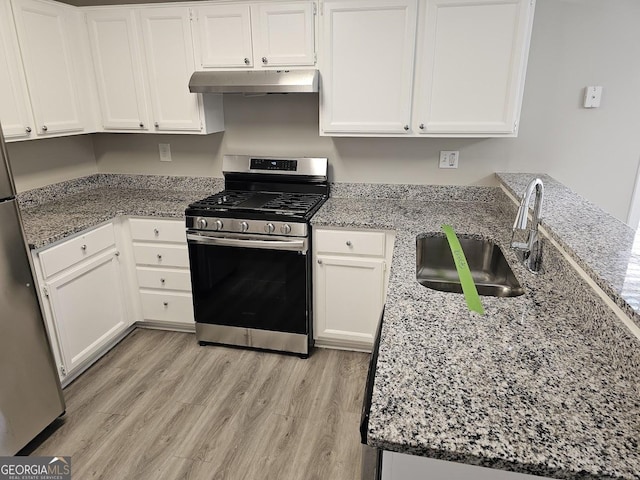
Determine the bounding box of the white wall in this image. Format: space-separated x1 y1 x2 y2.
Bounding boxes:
6 135 97 192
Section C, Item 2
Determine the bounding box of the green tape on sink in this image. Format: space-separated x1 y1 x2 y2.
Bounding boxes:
441 225 485 315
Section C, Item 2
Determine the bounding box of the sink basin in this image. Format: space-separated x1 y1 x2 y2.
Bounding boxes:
416 234 524 297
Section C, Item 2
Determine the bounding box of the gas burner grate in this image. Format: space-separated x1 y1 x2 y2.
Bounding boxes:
189 191 325 215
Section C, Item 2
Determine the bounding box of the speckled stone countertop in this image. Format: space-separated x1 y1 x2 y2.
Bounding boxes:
18 174 223 249
497 173 640 328
312 185 640 479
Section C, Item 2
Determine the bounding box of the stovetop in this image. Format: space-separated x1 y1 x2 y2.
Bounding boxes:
186 190 327 220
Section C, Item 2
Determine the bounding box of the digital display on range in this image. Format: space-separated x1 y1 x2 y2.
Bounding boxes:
250 158 298 171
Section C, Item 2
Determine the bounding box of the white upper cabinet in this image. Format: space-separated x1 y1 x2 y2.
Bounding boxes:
253 2 316 67
414 0 534 135
193 1 315 70
320 0 418 134
11 0 86 135
192 4 254 68
138 6 208 132
0 0 34 139
86 9 149 131
319 0 535 137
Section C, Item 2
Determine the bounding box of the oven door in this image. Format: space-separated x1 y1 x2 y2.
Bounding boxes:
186 231 310 336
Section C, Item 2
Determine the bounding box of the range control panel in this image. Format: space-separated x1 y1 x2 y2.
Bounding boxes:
250 158 298 171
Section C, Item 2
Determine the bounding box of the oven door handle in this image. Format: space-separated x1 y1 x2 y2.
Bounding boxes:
187 233 307 253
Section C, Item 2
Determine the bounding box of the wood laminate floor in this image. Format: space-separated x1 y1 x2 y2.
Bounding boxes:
26 329 370 480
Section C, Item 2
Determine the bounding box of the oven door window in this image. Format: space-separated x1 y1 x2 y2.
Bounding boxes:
189 243 308 334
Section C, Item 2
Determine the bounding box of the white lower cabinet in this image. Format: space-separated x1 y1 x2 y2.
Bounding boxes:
33 221 132 385
313 227 394 352
128 217 195 329
382 451 552 480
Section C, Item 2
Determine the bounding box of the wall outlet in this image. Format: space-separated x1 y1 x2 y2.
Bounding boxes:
583 86 603 108
159 143 172 162
439 151 459 169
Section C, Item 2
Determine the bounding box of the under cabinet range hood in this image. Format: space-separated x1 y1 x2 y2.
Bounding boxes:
188 69 319 94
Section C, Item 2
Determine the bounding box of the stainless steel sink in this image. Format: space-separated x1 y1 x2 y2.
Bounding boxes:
416 234 524 297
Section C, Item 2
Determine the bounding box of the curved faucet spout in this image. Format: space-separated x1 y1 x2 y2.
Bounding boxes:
511 177 544 273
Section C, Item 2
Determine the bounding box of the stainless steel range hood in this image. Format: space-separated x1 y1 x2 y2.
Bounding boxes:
189 69 318 94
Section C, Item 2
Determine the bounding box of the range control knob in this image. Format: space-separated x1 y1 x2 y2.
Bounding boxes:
265 223 275 234
213 220 223 231
197 218 208 229
240 221 249 232
281 224 292 235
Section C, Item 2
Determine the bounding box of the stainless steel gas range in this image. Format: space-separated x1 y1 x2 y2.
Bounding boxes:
185 155 329 357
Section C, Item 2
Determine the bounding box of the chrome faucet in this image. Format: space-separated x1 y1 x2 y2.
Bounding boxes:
511 177 544 273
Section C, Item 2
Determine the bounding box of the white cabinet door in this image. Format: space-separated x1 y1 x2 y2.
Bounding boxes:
0 0 34 139
314 255 385 347
252 2 315 67
138 6 202 132
415 0 534 134
12 0 84 135
320 0 418 134
45 248 128 375
86 8 149 131
192 4 253 69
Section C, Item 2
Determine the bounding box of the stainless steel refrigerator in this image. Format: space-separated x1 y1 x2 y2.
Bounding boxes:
0 125 65 455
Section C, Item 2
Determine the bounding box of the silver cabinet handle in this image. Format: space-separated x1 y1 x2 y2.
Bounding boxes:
42 125 48 131
317 259 323 264
157 254 162 260
163 301 168 307
244 57 250 64
81 244 87 251
160 278 166 284
154 228 159 235
403 125 409 131
154 122 159 128
262 57 268 64
419 123 425 130
139 122 144 128
25 126 31 133
346 240 352 246
115 251 120 257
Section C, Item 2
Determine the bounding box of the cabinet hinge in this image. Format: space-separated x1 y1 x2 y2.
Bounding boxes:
189 8 194 21
514 121 518 131
314 51 317 63
43 286 49 297
313 2 317 15
60 365 66 376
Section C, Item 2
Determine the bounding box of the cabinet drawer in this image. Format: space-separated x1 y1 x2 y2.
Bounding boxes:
39 223 116 278
136 267 192 292
133 244 189 267
129 218 186 243
140 291 194 324
315 229 385 257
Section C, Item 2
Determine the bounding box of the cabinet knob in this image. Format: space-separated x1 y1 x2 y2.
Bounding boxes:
244 57 250 65
115 251 120 257
81 244 87 251
25 126 31 133
42 125 48 131
154 228 159 236
403 125 409 131
160 278 166 284
317 259 322 264
163 301 168 307
154 122 159 128
419 123 425 130
346 240 352 246
157 254 162 260
139 122 144 128
262 57 268 64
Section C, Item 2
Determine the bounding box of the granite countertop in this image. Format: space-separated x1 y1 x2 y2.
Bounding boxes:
18 174 223 249
312 185 640 479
